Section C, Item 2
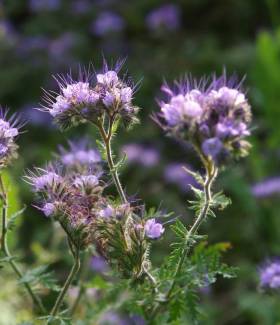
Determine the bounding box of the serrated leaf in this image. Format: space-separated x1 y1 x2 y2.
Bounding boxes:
211 191 231 210
7 206 26 231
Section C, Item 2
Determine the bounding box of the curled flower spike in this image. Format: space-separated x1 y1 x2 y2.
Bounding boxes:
41 60 140 130
0 108 23 169
157 72 252 165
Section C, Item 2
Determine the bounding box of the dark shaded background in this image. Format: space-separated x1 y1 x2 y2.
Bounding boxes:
1 0 280 324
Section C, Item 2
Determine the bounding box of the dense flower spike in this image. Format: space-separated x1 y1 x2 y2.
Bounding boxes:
0 108 21 169
157 73 252 164
41 61 139 129
260 260 280 290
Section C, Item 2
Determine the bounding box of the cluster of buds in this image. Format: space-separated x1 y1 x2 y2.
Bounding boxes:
25 140 106 250
158 73 252 164
0 109 21 169
42 62 139 129
94 206 165 280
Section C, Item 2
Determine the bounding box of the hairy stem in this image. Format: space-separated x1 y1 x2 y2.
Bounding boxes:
150 162 218 321
97 120 127 204
0 175 46 314
50 246 81 317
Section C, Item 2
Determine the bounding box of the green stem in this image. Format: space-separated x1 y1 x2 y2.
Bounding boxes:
50 247 81 317
97 121 127 204
150 163 218 321
0 175 46 314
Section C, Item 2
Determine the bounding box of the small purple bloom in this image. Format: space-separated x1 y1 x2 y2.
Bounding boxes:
60 140 101 168
146 4 181 32
74 175 99 188
29 0 60 12
42 202 55 217
29 171 62 192
91 11 125 36
164 163 197 191
99 205 114 218
144 219 164 239
122 144 159 167
202 137 223 158
251 177 280 198
260 260 280 289
90 256 109 273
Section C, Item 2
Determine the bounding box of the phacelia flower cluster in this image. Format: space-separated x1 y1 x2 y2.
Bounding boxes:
58 139 102 175
0 109 21 169
158 74 252 164
42 62 139 129
260 260 280 290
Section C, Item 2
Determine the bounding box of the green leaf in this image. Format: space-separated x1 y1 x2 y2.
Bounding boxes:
211 191 232 210
7 206 26 231
19 265 60 291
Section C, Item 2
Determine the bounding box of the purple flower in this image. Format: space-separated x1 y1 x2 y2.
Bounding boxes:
42 60 138 129
122 144 159 167
26 169 62 192
157 73 252 164
74 175 99 189
42 202 56 217
260 260 280 289
146 4 181 32
251 177 280 198
164 163 197 191
0 109 22 168
90 256 109 273
91 11 125 36
144 219 164 239
202 137 223 159
59 140 101 169
99 205 114 218
29 0 61 12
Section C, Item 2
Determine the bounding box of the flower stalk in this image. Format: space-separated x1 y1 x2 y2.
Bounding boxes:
150 160 218 320
96 118 127 204
0 175 46 314
50 244 81 317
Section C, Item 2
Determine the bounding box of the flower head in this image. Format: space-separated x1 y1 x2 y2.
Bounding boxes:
146 4 181 32
41 61 139 129
58 139 102 175
0 109 22 169
260 260 280 290
144 218 164 239
157 73 252 164
91 11 125 36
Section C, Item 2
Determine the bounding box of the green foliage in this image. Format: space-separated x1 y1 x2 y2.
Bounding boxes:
19 265 60 292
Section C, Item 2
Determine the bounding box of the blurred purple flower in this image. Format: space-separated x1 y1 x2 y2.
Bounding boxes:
164 163 197 191
122 144 159 167
29 0 61 12
90 256 109 273
71 0 91 14
91 11 125 36
21 104 52 127
48 33 77 59
251 177 280 198
146 4 181 32
260 259 280 289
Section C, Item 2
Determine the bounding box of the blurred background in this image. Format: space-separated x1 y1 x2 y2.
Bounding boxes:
1 0 280 324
